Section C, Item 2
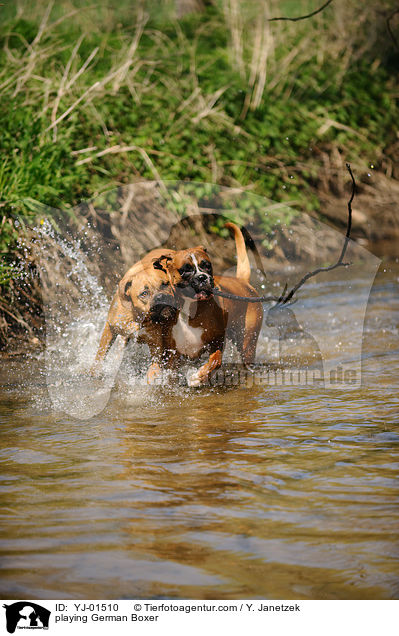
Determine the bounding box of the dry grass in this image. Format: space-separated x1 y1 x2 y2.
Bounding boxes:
221 0 394 112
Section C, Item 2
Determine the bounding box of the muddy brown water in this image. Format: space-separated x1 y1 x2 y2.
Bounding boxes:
0 263 398 600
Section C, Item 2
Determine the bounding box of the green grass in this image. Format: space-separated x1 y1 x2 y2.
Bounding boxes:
0 0 398 289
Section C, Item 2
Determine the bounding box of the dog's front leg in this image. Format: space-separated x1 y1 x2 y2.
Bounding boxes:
145 329 170 385
187 349 222 388
91 318 139 377
146 361 162 384
90 322 117 376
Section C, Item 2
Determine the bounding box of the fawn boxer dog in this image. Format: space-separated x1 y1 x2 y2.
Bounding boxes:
154 223 263 386
91 247 177 382
92 223 261 386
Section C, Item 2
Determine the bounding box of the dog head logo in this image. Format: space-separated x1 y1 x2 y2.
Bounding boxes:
3 602 50 633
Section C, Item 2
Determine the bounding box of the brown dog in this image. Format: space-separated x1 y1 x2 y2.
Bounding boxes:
92 223 262 387
91 248 177 381
155 223 263 386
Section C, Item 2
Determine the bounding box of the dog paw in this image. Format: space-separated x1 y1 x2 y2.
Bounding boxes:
186 370 202 387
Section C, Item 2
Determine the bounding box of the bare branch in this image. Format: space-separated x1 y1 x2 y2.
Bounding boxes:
279 162 354 304
213 287 278 303
212 164 355 305
269 0 334 23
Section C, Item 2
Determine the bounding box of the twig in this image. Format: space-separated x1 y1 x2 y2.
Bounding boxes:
0 300 31 330
17 285 42 308
223 0 245 80
66 45 99 91
44 45 154 135
111 7 148 93
45 5 97 33
240 4 273 119
51 34 85 141
30 0 55 48
279 162 354 304
212 164 355 305
71 146 98 156
317 117 368 141
12 0 55 96
213 287 279 303
191 86 229 124
76 144 167 192
75 144 180 164
269 0 334 22
44 81 101 132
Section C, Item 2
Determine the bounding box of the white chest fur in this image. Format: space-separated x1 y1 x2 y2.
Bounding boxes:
172 301 203 358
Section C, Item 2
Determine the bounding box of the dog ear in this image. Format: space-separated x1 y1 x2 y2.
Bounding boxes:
152 255 172 273
118 276 133 309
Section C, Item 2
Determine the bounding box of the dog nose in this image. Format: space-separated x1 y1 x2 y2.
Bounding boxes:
154 292 169 303
152 292 177 307
196 274 207 283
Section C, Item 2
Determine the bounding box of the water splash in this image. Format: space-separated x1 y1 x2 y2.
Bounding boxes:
32 219 120 419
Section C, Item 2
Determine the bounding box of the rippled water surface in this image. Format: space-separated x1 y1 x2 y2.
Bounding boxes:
0 263 398 600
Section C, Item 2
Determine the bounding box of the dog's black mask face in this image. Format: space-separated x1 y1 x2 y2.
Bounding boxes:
176 251 214 301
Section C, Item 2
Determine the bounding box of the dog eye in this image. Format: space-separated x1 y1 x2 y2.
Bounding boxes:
178 265 194 276
138 289 150 299
200 260 211 271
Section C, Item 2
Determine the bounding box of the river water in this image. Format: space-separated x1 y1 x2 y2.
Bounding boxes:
0 261 398 600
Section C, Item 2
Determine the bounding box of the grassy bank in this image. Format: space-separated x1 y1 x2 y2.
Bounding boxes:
0 0 398 344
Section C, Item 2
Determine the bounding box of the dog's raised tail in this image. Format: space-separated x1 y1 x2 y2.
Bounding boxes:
225 222 250 284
